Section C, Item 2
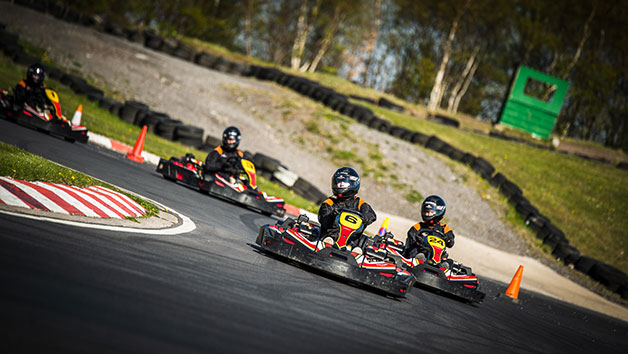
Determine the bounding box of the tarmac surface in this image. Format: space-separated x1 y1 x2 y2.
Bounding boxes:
1 115 627 353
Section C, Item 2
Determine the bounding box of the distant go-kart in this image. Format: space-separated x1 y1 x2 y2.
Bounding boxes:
0 88 88 143
372 229 485 303
255 209 416 298
156 154 285 217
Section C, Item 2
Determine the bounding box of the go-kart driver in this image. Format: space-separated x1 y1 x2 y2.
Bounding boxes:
318 167 376 251
403 195 455 262
14 63 47 109
204 126 245 181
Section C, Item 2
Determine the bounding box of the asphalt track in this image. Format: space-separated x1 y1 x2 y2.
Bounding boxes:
1 119 627 353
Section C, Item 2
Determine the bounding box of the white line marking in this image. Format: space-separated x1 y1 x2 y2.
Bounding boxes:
0 208 196 235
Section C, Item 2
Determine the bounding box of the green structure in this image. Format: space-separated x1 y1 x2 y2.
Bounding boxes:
498 66 569 139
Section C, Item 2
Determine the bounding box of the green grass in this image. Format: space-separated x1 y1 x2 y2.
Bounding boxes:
0 54 319 213
0 142 159 217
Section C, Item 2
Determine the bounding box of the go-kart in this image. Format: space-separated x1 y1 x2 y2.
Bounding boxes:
255 209 416 297
156 154 285 217
0 88 88 143
371 230 485 303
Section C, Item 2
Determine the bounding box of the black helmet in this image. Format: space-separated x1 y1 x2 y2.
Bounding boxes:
332 167 360 199
421 195 446 223
26 63 45 86
222 126 241 151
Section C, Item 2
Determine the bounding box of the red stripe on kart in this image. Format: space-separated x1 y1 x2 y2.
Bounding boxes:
51 185 111 218
18 180 84 215
0 179 50 211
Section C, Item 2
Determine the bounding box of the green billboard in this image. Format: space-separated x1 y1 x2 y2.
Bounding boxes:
498 66 569 139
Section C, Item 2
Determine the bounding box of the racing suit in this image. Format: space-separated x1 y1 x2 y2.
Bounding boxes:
403 221 455 259
318 196 377 242
203 145 244 180
14 80 47 109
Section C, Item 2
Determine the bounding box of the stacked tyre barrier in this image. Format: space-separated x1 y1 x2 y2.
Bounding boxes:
252 153 327 205
7 0 628 298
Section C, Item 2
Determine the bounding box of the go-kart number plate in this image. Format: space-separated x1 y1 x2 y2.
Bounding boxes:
339 212 362 229
427 236 445 248
241 159 256 174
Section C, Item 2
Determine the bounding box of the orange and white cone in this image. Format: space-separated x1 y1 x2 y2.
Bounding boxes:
71 104 83 126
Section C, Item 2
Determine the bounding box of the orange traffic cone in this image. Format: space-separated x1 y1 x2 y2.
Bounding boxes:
71 104 83 126
127 125 147 163
505 265 524 299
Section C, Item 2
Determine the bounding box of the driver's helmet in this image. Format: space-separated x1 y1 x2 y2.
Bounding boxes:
222 126 241 151
421 195 446 224
26 63 46 86
331 167 360 199
184 153 196 163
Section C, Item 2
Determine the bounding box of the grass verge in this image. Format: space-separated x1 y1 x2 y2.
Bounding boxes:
0 142 159 217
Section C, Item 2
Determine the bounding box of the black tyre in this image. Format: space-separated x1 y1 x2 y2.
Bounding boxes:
156 119 183 140
140 112 170 133
195 51 219 68
448 148 466 162
425 136 445 151
552 242 580 265
174 44 195 61
410 132 430 145
252 153 281 173
588 263 628 292
175 125 204 147
490 172 507 187
46 66 65 80
574 256 598 275
109 101 123 116
126 29 145 44
525 214 549 233
98 97 115 111
537 223 566 251
120 100 149 125
145 34 163 50
204 135 221 148
499 180 522 199
160 37 179 55
429 114 460 128
471 157 495 179
377 97 404 112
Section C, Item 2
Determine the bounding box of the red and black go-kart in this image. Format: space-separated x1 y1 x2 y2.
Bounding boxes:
371 229 485 303
255 209 416 298
157 154 285 217
0 88 88 143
